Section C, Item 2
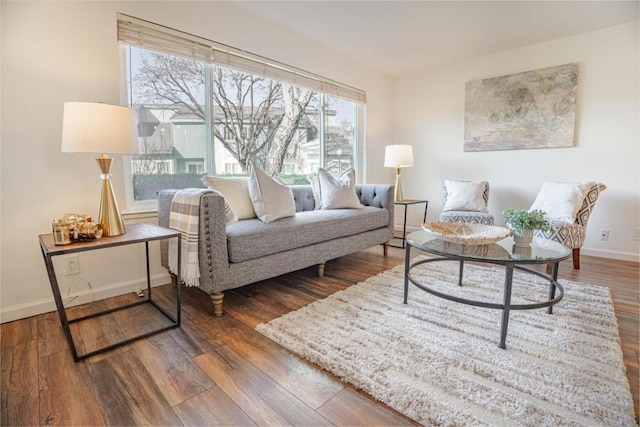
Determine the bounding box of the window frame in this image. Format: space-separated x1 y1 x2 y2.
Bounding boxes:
119 44 364 213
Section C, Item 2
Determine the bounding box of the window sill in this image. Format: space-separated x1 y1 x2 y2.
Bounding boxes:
121 210 158 222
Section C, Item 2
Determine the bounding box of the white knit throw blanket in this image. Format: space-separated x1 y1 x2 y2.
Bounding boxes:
168 189 212 287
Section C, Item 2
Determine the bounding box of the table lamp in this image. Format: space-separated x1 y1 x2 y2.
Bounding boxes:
384 144 414 201
61 102 138 237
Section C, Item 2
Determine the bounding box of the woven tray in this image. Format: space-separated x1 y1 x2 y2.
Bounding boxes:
422 222 510 245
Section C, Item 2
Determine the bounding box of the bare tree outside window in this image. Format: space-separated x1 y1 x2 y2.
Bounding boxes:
124 46 358 202
134 52 206 119
133 51 312 175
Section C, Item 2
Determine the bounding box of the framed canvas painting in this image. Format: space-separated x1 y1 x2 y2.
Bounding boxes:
464 62 578 152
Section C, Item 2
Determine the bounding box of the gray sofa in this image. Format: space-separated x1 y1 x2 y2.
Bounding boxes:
158 184 394 315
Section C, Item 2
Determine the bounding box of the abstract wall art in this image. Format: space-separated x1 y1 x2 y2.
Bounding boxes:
464 62 578 152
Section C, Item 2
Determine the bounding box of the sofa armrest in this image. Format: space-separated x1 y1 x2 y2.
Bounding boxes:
197 192 231 278
356 184 395 234
157 190 230 279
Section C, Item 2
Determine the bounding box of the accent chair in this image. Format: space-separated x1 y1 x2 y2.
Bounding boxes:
532 182 606 269
439 179 494 225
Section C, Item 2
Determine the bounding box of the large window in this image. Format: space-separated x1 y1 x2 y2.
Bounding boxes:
119 15 364 210
125 48 209 202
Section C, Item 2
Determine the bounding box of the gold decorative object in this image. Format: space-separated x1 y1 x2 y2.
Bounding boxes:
52 213 103 245
384 144 414 201
422 221 510 245
52 220 71 246
61 102 139 236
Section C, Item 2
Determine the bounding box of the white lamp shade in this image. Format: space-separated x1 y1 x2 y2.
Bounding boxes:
61 102 139 154
384 144 414 168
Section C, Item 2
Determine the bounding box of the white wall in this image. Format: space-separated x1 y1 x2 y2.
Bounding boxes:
0 1 394 322
394 21 640 262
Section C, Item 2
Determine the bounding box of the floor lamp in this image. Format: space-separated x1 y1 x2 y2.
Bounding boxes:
61 102 139 236
384 144 414 201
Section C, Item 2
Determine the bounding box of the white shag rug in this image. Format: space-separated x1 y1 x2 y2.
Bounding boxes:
256 258 636 426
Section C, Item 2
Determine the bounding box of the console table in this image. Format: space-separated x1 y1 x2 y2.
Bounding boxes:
39 223 181 362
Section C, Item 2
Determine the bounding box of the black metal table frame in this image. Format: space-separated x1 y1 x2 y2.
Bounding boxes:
388 200 429 249
403 245 567 349
39 226 181 362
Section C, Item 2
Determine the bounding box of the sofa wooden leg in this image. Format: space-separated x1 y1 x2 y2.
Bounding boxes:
572 248 581 269
211 292 224 317
383 242 389 257
545 263 552 274
170 273 177 288
318 262 325 277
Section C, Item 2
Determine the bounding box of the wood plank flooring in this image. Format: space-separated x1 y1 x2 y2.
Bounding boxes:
1 247 638 426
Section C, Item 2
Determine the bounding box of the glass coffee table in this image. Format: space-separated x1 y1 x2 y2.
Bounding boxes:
404 229 571 349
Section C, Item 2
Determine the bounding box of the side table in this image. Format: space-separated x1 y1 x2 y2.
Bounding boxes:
388 199 428 249
39 223 181 362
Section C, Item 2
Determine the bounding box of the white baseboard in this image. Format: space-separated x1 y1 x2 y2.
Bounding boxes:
0 273 172 324
580 248 640 263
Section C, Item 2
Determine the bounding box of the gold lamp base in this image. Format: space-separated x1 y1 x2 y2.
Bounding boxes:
394 166 404 202
96 155 126 237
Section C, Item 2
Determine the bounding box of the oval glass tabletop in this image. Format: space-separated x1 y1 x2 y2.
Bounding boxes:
406 229 571 264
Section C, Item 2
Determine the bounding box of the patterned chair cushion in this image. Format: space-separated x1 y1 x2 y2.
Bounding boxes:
535 224 586 249
440 211 495 225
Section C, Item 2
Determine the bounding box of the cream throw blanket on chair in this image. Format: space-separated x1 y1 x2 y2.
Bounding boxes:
169 188 212 287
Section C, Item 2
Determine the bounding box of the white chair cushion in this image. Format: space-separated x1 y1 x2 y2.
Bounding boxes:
248 164 296 223
317 168 364 210
202 176 256 220
442 180 489 213
530 181 593 225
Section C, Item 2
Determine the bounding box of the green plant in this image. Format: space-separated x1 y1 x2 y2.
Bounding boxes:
503 209 553 235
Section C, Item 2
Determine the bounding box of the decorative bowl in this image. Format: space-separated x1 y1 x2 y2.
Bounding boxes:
422 222 510 245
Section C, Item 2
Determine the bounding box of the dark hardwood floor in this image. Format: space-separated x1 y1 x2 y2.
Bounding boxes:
2 246 638 426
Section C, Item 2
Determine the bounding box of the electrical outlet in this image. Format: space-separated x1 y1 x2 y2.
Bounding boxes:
600 230 610 241
63 255 80 275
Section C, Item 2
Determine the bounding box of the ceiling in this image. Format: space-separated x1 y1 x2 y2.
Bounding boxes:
233 1 639 76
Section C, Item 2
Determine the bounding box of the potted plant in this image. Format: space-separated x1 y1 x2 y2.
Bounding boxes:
503 209 553 247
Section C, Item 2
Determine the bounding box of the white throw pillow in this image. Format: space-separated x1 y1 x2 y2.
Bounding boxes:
317 168 363 210
248 164 296 223
529 181 593 225
202 176 256 220
442 180 489 213
210 190 238 225
307 174 321 210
